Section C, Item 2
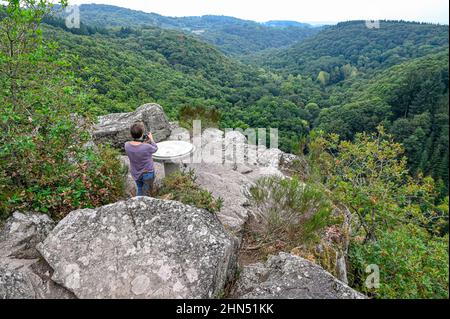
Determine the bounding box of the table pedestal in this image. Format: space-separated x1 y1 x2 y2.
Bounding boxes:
163 162 181 177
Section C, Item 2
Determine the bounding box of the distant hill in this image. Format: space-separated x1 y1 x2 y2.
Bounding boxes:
43 23 246 114
262 20 314 28
41 17 326 152
70 4 320 56
42 12 449 188
251 20 449 81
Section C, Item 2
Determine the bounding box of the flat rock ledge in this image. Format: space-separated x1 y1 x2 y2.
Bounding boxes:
231 252 366 299
37 197 239 299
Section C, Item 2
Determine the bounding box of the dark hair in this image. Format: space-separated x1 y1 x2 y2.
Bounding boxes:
130 122 145 139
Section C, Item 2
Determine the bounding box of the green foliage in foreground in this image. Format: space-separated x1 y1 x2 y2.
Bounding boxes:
349 225 449 299
0 0 125 220
244 174 348 278
245 127 449 298
304 128 449 299
309 127 444 242
157 170 223 214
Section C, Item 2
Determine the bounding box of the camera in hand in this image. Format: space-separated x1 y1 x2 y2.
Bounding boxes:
134 132 151 142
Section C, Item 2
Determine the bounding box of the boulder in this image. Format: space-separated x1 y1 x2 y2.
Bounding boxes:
231 252 366 299
224 130 248 145
37 197 239 299
120 155 137 197
0 212 54 259
201 128 225 147
198 128 286 169
165 123 292 170
93 103 171 150
0 212 75 299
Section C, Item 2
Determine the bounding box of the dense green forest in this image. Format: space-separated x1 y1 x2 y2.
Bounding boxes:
42 11 449 192
42 20 326 153
320 50 449 191
58 3 321 56
251 20 448 80
1 1 449 299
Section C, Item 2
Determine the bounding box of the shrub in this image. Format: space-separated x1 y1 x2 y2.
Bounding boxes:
308 127 443 242
305 127 449 298
348 224 449 299
245 175 337 246
1 144 125 220
0 0 125 220
156 169 223 213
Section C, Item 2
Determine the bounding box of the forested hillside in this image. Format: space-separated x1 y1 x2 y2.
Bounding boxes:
319 50 449 190
251 20 448 83
1 1 449 300
246 19 449 190
42 14 450 191
43 21 325 151
70 4 321 56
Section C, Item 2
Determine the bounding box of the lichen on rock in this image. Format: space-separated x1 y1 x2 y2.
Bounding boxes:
231 252 366 299
37 197 239 299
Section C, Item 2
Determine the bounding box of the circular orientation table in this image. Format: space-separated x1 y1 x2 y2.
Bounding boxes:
153 140 195 176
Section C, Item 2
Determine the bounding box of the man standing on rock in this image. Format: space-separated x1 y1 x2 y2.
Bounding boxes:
125 122 158 196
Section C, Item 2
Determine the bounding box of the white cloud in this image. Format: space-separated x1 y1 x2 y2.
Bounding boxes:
69 0 449 24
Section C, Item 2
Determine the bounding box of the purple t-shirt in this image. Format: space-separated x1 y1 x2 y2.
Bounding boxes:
124 142 158 181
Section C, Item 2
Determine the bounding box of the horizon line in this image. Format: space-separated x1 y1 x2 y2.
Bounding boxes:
72 2 450 26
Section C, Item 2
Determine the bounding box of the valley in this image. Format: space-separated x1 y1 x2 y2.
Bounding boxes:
1 1 449 300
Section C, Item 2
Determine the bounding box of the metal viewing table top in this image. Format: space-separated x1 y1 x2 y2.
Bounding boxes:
153 140 195 162
153 141 195 176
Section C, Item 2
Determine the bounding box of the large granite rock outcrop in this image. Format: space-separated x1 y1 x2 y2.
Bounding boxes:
0 212 74 299
93 103 171 149
37 197 239 299
231 252 366 299
118 124 285 239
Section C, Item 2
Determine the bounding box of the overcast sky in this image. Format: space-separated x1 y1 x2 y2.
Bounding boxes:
69 0 449 24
